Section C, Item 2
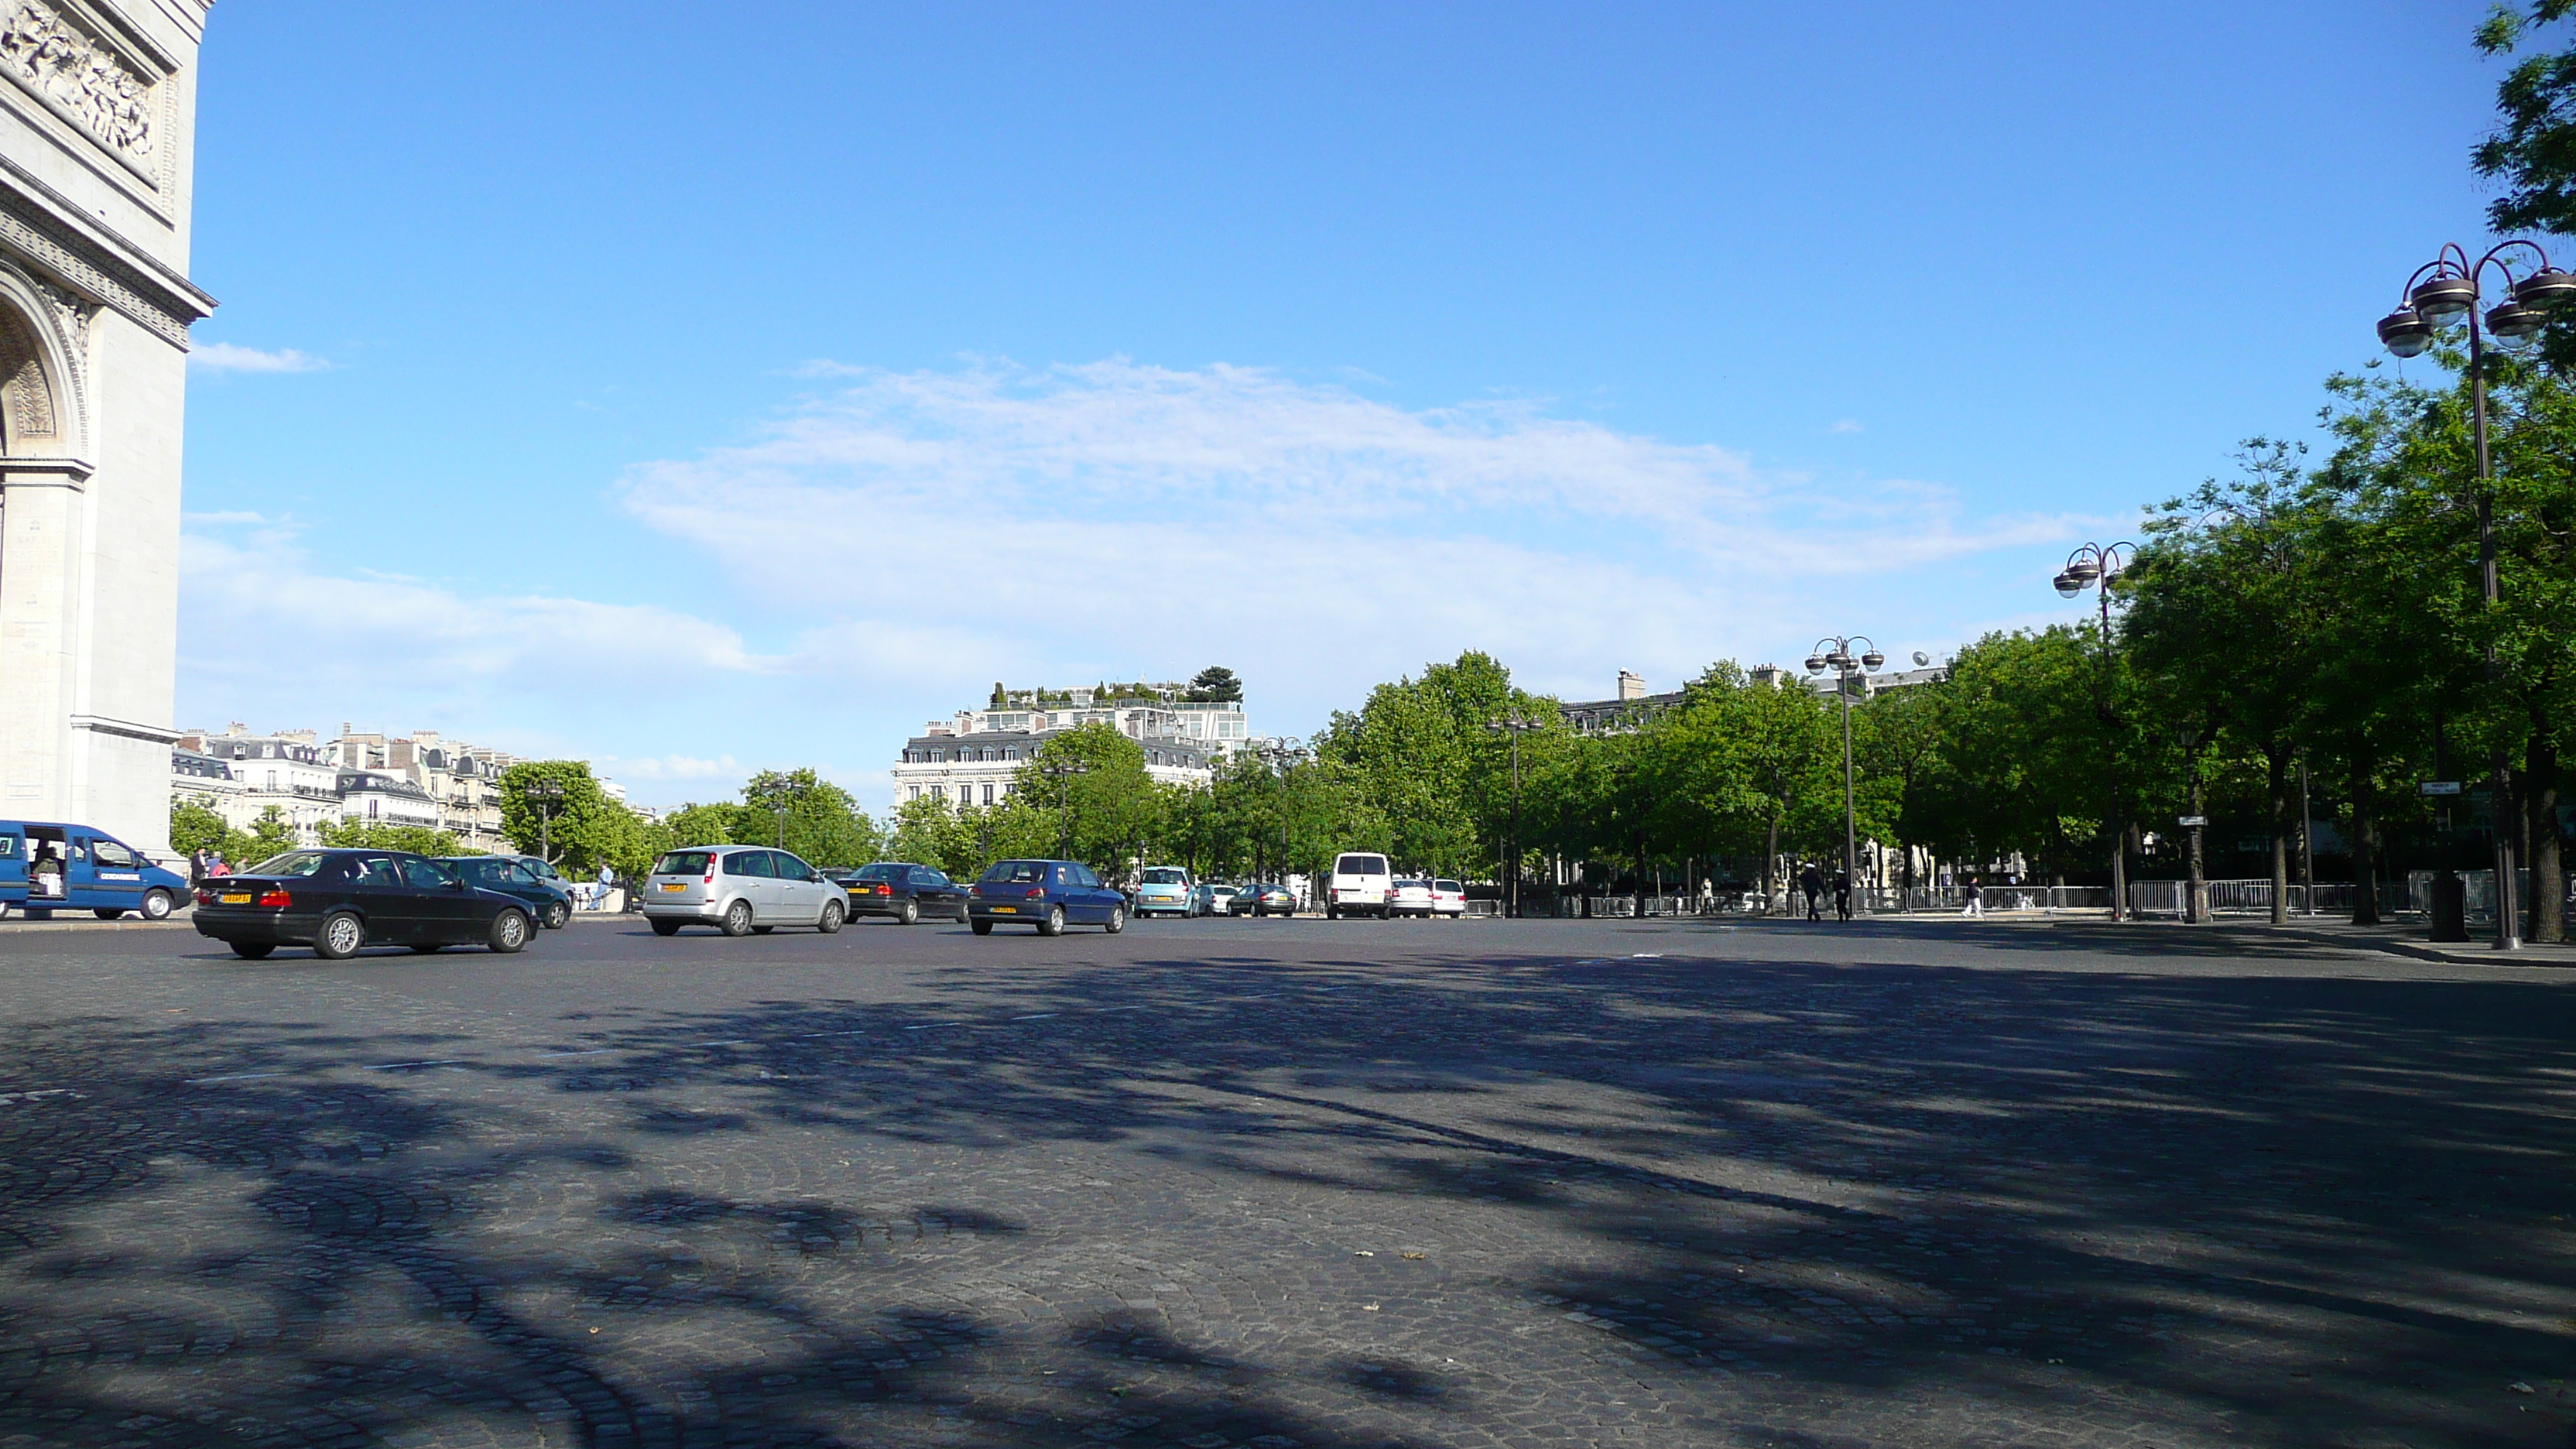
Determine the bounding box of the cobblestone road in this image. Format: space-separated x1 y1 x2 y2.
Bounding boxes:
0 914 2568 1447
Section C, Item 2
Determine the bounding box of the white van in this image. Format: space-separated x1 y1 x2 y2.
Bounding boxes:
1326 851 1394 919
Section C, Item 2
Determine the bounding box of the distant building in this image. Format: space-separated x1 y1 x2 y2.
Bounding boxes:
1558 662 1948 735
891 681 1248 811
173 723 552 849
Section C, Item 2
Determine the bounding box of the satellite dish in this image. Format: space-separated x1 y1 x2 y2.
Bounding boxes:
1911 651 1930 666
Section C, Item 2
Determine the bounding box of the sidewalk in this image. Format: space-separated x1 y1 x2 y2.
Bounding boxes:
1875 908 2576 968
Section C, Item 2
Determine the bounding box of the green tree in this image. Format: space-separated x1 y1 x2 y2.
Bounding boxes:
1010 722 1159 876
1187 666 1245 703
315 820 463 856
170 797 229 858
738 768 880 867
498 762 646 875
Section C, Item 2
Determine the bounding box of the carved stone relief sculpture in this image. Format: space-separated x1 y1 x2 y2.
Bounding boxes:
0 1 154 166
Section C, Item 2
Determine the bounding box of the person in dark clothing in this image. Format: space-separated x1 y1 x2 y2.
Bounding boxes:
1799 862 1824 921
1834 867 1852 921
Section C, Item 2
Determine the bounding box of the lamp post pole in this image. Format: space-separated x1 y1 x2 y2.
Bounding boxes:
1040 759 1088 862
1253 737 1306 887
2053 543 2136 920
1485 714 1543 918
1803 637 1883 917
524 779 566 866
2375 242 2573 950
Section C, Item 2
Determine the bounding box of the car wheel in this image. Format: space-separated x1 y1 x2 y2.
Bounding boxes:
94 907 125 920
488 909 531 954
1105 905 1125 934
1326 905 1339 920
543 900 570 930
410 944 444 954
818 900 844 933
649 918 683 937
721 899 754 937
954 904 970 924
140 889 174 921
1038 905 1066 937
751 924 775 935
897 898 919 926
229 940 274 960
313 911 365 960
971 919 993 936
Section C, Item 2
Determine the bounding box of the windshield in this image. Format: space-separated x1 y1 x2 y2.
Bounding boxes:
855 863 906 882
653 851 714 876
246 851 333 878
981 861 1050 885
1336 855 1388 876
1436 880 1462 892
1141 868 1187 886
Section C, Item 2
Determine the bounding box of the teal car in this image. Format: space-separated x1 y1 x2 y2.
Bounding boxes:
1134 865 1194 917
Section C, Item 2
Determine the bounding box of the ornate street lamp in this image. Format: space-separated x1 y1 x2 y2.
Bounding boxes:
1804 636 1883 916
2054 541 2136 920
1486 713 1544 918
1251 736 1307 889
522 778 566 865
1039 757 1088 862
2376 240 2576 950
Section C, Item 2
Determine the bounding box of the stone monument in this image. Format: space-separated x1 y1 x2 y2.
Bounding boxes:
0 0 214 856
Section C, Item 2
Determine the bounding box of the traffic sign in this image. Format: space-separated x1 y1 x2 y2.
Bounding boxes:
2420 780 2463 796
2177 815 2208 827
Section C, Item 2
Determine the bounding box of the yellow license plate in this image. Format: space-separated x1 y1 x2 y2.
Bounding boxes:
219 892 252 905
658 882 686 892
991 906 1016 913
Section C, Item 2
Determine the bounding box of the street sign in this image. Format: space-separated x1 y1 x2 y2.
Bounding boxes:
2420 780 2463 796
2177 815 2208 827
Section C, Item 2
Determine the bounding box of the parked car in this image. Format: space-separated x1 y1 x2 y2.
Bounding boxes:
0 819 189 920
1190 882 1241 917
1226 882 1297 916
641 846 846 937
190 848 534 959
439 855 575 929
838 862 969 924
1430 879 1468 917
968 859 1128 937
1134 865 1194 917
1387 879 1437 918
1326 852 1394 919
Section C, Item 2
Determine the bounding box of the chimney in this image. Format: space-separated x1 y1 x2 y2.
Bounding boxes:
1617 670 1646 701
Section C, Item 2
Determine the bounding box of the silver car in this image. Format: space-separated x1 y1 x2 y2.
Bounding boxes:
642 845 846 937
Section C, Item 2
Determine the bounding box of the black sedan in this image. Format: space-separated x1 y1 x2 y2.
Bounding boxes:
439 855 576 928
192 848 536 960
1226 882 1298 916
835 862 970 924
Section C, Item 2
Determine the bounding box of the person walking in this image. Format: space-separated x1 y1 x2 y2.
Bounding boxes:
1800 862 1824 922
593 862 615 912
1834 867 1853 922
1961 875 1984 918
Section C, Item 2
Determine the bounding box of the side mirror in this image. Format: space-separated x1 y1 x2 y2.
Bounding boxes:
446 879 467 890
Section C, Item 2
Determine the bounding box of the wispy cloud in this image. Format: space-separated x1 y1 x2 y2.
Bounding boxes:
190 342 327 374
1831 419 1864 433
616 359 2074 708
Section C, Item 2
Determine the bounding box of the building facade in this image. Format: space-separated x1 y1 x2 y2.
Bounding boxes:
891 683 1245 812
173 724 529 849
0 0 215 858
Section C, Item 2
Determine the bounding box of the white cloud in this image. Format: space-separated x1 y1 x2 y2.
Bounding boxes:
596 753 743 783
190 342 327 374
616 359 2078 717
1831 419 1864 433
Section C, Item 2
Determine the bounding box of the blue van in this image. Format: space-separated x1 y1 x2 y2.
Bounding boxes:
0 821 191 920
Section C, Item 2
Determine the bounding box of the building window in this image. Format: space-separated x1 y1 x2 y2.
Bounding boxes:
908 786 920 801
982 783 995 805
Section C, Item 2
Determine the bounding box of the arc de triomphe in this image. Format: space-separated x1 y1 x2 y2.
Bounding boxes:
0 0 214 857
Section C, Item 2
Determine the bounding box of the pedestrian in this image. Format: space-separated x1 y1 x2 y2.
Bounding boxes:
594 862 615 912
1834 866 1852 921
209 853 231 879
1961 875 1983 918
1800 862 1824 922
190 846 211 886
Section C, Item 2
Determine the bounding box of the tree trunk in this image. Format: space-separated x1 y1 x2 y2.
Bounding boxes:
1764 813 1782 911
2268 747 2291 927
2530 724 2564 944
2349 742 2382 926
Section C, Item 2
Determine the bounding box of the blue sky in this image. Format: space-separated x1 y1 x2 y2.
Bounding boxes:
181 2 2511 809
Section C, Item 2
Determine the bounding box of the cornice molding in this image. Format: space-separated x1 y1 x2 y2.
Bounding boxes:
0 163 208 345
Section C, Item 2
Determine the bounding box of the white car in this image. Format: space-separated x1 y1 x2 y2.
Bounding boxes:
1326 851 1393 919
1430 879 1468 916
642 845 847 937
1387 879 1436 917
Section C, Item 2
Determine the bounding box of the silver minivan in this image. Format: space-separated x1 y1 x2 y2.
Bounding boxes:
643 845 845 937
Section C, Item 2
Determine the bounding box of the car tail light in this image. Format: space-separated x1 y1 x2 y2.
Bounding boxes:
258 889 291 908
703 865 718 886
1024 887 1045 899
875 884 892 896
194 889 216 907
969 885 983 898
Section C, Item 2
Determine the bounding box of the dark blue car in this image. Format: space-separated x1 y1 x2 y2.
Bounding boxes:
966 858 1127 937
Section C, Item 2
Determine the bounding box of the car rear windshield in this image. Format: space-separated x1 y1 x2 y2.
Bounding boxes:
653 851 714 876
981 861 1050 885
855 863 906 882
1336 855 1388 875
246 851 333 877
1141 868 1187 886
1436 880 1463 892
